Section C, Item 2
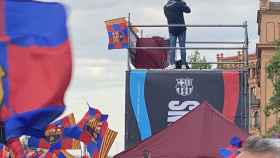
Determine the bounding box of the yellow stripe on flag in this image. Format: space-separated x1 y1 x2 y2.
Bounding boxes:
99 129 118 158
104 17 127 26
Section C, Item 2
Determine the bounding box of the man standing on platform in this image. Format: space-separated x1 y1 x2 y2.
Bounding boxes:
164 0 191 69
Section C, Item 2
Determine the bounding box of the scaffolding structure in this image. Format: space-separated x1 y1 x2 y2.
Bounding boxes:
127 13 250 129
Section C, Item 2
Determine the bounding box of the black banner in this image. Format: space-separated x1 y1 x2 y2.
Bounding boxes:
125 70 248 149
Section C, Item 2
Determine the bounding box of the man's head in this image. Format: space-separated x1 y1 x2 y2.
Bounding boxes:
237 137 280 158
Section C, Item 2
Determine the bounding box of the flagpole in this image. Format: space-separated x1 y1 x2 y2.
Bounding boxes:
127 12 131 71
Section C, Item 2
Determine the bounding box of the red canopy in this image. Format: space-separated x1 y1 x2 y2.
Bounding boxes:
115 102 248 158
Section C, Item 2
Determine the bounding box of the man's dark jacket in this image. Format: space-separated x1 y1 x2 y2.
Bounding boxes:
164 0 191 35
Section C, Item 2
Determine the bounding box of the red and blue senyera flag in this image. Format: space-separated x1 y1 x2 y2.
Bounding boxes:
105 17 129 49
0 0 72 142
64 106 108 158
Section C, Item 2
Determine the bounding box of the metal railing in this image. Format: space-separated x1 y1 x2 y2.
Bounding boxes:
127 21 249 68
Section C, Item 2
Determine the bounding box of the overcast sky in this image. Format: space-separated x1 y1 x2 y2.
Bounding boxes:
39 0 278 156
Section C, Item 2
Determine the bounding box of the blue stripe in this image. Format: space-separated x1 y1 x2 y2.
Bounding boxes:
108 44 115 49
50 142 62 151
0 42 9 108
5 0 68 47
108 31 113 37
112 24 121 31
122 43 128 49
87 142 98 157
129 70 152 140
27 137 40 149
63 126 82 140
123 28 128 35
5 105 64 140
57 152 66 158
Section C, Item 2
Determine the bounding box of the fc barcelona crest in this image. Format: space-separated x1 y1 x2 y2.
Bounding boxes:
175 78 194 96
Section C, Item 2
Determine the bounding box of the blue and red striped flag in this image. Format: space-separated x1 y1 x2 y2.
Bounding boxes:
0 0 72 145
64 106 109 157
105 18 129 49
78 106 108 130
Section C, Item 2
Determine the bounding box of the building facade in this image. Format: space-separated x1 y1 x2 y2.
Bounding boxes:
217 0 280 135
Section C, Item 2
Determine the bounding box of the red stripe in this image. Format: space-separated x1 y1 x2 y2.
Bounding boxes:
39 139 50 149
222 71 240 122
0 106 11 120
7 41 71 114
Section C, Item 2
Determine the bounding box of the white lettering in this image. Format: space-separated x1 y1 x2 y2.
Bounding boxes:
167 100 200 123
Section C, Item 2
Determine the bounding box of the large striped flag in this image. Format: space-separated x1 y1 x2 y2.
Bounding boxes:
61 106 108 158
0 0 72 144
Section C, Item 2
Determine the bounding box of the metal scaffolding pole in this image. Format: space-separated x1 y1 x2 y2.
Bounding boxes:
129 24 247 28
244 21 250 130
129 47 246 50
127 13 132 71
184 41 245 44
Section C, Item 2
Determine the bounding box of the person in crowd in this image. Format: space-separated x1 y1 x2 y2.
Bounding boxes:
237 137 280 158
164 0 191 69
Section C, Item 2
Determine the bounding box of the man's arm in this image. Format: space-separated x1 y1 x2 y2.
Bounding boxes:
181 2 191 13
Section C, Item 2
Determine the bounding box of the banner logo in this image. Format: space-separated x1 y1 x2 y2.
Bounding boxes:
167 100 200 123
45 126 63 144
0 65 5 106
175 78 194 96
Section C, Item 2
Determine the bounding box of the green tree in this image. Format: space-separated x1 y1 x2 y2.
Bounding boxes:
188 51 212 69
263 43 280 137
263 119 280 138
264 46 280 116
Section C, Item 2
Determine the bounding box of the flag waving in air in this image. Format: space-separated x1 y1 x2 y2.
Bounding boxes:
105 17 129 49
0 0 72 156
28 113 81 150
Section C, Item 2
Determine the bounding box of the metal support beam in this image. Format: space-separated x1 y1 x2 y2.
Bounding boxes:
185 41 245 44
189 62 246 65
129 24 246 28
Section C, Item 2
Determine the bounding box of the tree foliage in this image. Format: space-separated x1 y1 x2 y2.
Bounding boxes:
263 119 280 138
188 51 212 69
264 46 280 116
264 44 280 137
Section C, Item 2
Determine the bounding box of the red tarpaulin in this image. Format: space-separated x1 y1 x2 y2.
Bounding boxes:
134 37 169 69
115 102 248 158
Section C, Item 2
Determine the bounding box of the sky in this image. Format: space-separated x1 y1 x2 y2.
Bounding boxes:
38 0 277 156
